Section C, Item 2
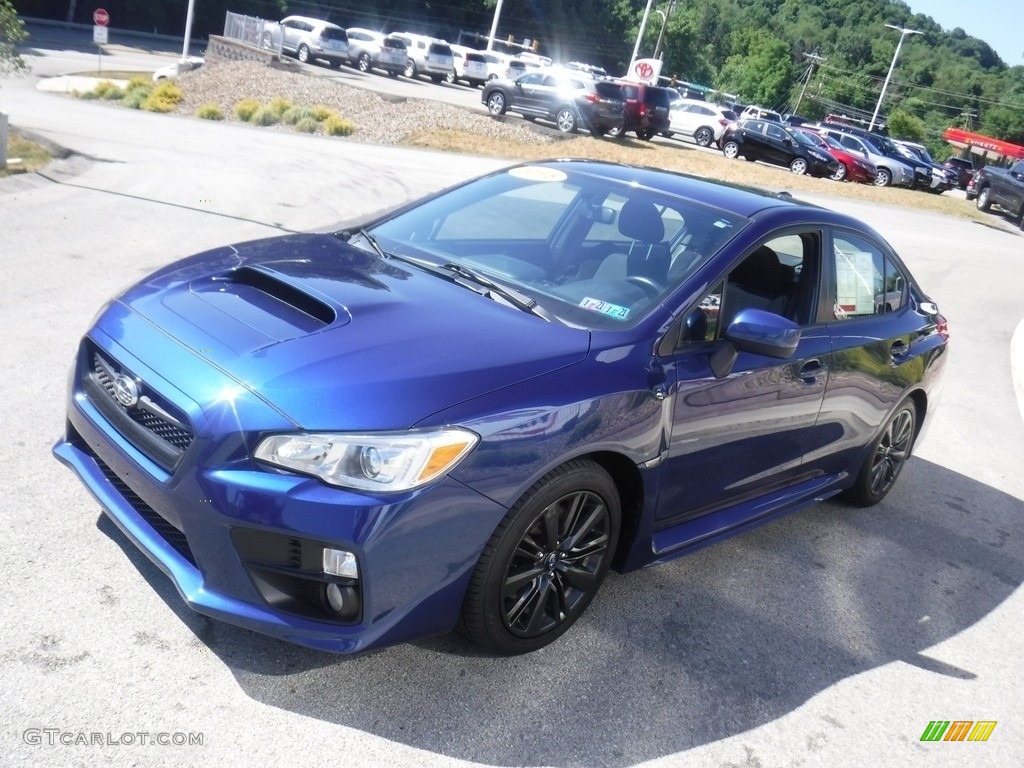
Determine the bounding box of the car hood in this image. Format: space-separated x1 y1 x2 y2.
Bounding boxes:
112 234 590 430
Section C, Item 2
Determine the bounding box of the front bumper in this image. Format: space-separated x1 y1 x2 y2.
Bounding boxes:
54 333 508 654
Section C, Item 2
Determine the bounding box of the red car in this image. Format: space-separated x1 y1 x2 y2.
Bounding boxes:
794 127 877 184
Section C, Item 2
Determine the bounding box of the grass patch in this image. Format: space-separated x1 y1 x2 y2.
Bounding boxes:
73 70 152 80
294 116 319 134
234 99 261 121
311 105 334 122
282 106 317 125
323 114 355 136
249 106 280 126
1 133 53 176
268 96 293 117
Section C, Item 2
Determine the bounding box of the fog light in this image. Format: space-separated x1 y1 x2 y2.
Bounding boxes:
320 582 359 620
325 583 346 612
322 547 359 579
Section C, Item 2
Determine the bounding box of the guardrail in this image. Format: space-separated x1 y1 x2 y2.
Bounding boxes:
222 12 281 55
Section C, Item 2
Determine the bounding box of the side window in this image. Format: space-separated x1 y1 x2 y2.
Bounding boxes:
840 136 859 152
831 233 905 319
680 232 820 345
765 124 785 140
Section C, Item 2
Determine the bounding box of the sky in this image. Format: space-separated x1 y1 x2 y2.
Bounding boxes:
908 0 1022 65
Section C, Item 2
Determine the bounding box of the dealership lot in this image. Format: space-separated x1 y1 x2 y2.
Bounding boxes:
2 36 1023 768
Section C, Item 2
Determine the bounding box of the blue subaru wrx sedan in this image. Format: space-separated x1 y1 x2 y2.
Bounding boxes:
54 160 948 655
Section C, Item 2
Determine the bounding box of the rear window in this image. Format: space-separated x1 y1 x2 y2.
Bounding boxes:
722 109 738 121
429 43 452 56
465 53 485 63
644 87 672 107
383 37 406 50
321 27 347 42
595 82 624 99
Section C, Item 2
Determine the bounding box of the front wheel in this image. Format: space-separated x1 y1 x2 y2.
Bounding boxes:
843 400 917 506
694 127 714 147
297 44 310 64
637 128 656 141
873 167 892 187
357 53 371 73
831 163 848 182
722 140 740 159
790 157 808 175
555 107 577 133
459 459 620 655
976 186 992 211
486 92 507 115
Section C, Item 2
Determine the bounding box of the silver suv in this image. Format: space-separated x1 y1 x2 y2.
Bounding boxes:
346 28 407 77
818 127 916 188
389 32 454 82
265 16 349 68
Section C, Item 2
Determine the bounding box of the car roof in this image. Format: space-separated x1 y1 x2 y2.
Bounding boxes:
282 15 343 30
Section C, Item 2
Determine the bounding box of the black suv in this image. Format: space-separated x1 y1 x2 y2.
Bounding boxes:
482 72 625 136
721 119 841 176
943 156 977 190
607 83 672 140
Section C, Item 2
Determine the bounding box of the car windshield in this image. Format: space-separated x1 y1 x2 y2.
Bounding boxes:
791 130 818 148
363 166 747 329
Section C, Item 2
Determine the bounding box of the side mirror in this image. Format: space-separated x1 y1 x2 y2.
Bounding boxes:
710 309 802 378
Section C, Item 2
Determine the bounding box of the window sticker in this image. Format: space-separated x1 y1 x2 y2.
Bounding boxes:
834 246 876 315
507 166 568 183
579 297 630 320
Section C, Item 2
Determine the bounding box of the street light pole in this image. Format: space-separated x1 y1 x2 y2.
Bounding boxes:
486 0 504 51
869 24 922 132
181 0 197 63
629 0 655 72
653 1 676 61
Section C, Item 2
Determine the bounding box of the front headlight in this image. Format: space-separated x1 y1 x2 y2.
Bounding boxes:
255 428 479 492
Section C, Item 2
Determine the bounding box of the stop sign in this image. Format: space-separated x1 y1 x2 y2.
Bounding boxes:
93 8 109 27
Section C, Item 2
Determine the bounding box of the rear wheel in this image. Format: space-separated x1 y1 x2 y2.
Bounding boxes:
459 459 620 655
637 128 656 140
873 167 892 187
790 157 808 175
486 92 507 115
694 127 714 147
722 140 740 159
404 59 417 79
976 186 992 211
606 124 625 138
555 107 578 134
843 400 917 507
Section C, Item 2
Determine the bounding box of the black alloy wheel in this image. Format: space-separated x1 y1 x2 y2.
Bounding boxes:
460 459 620 654
844 399 917 506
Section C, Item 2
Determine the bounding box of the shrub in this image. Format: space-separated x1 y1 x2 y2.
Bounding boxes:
127 75 150 90
323 114 355 136
268 96 293 116
249 106 280 126
77 89 98 100
234 99 261 121
121 90 147 109
147 81 183 105
101 86 125 100
92 80 118 97
311 105 334 122
141 95 177 113
282 106 316 125
196 104 224 120
294 117 319 134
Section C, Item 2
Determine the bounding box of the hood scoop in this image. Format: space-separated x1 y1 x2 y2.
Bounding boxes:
187 266 346 342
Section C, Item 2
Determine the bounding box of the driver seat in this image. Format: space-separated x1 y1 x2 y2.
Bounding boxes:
593 198 670 285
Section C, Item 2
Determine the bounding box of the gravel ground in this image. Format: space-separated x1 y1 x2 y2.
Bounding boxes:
175 59 558 146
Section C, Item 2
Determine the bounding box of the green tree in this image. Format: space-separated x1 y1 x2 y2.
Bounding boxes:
718 28 795 107
886 109 926 141
1 0 27 76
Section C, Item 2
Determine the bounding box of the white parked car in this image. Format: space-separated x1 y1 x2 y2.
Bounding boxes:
449 45 490 87
263 16 349 68
667 98 739 148
152 56 203 82
345 28 406 77
389 32 454 82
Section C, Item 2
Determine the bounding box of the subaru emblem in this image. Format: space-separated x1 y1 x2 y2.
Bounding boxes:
113 374 140 408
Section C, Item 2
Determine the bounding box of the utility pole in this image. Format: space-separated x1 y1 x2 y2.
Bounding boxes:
793 53 826 115
653 1 676 61
629 0 655 72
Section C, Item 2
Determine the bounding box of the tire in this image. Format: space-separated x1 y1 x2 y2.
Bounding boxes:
555 107 577 133
976 186 992 211
831 163 848 182
357 52 371 73
694 127 714 148
445 70 456 84
589 125 608 138
486 92 507 115
722 140 740 159
606 124 625 138
790 157 808 175
637 128 656 141
873 167 892 187
388 69 400 78
404 59 416 79
329 59 342 69
297 44 310 64
459 459 621 654
843 400 917 507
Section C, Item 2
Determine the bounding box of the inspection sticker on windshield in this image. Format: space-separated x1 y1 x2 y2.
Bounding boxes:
580 297 629 320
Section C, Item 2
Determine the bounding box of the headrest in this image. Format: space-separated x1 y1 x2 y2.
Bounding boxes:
618 198 665 243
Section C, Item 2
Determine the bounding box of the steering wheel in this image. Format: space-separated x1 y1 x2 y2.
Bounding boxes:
626 275 662 298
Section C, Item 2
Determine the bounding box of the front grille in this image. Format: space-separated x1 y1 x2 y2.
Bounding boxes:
84 345 194 471
90 449 197 566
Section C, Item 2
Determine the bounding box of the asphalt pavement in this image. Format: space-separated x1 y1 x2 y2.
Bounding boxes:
2 34 1023 768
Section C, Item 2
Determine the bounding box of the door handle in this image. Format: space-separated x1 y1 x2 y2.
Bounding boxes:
798 359 827 385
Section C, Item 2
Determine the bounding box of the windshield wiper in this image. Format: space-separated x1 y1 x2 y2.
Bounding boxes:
442 263 552 321
340 227 390 260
